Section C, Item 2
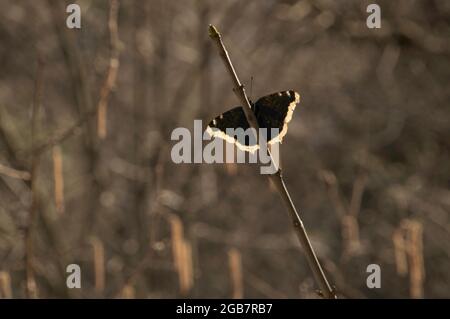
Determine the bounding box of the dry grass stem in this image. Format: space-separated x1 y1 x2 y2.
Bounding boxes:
0 271 13 298
97 0 121 139
404 220 425 298
52 145 65 215
181 240 194 295
91 237 105 295
169 214 193 295
120 284 135 299
393 219 425 298
228 247 244 299
393 228 408 276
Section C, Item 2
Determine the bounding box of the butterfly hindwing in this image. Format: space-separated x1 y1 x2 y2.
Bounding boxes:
253 90 300 144
206 106 259 153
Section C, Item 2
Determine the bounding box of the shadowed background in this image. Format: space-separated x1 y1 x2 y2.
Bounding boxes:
0 0 449 298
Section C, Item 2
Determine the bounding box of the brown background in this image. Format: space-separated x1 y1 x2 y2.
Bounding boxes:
0 0 449 298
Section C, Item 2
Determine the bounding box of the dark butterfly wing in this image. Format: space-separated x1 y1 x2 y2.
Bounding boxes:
206 106 259 153
253 90 300 144
206 90 300 152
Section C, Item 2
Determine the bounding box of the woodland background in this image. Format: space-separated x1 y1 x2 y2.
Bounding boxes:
0 0 449 298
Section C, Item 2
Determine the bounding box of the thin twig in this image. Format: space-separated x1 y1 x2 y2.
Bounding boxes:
30 109 95 156
320 170 364 259
29 0 121 153
25 57 45 298
47 0 95 141
208 25 336 298
0 163 30 180
245 272 287 299
97 0 121 139
349 174 367 217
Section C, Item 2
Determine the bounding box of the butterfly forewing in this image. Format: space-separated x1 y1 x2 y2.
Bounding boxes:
207 106 250 132
206 106 259 152
253 90 300 144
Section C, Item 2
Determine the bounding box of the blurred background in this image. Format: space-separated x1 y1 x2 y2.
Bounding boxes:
0 0 449 298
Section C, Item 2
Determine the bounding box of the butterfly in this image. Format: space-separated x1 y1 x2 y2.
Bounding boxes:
206 90 300 153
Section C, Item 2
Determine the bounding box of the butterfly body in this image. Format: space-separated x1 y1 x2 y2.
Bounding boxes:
207 90 300 152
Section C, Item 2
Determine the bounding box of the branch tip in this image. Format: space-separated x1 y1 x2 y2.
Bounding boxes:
208 24 220 39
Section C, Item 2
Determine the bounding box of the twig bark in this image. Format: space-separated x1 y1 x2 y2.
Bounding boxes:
208 25 336 299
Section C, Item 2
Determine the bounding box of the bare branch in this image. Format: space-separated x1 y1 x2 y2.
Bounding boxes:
0 163 30 180
97 0 121 139
25 57 45 299
208 25 336 299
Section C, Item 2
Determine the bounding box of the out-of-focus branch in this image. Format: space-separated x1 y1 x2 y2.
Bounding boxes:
30 109 95 156
320 170 347 219
320 170 365 259
245 272 287 299
349 174 367 217
47 0 95 141
0 163 30 180
32 0 120 149
25 57 45 299
97 0 121 139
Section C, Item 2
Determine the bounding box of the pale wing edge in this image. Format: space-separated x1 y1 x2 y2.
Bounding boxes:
206 126 260 154
267 91 300 145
